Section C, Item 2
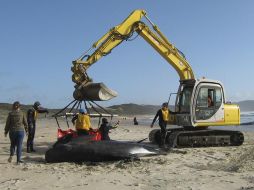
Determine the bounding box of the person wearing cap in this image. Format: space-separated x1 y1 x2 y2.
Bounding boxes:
26 101 48 153
4 101 28 164
99 118 119 140
150 102 175 148
72 109 92 136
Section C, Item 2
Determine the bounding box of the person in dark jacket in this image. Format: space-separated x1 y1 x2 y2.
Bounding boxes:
99 118 119 140
133 117 139 125
4 101 28 164
26 101 48 153
150 102 175 148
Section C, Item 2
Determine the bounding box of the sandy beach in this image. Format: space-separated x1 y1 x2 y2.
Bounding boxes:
0 116 254 190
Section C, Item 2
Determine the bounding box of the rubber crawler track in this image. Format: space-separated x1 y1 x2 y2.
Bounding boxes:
149 128 244 148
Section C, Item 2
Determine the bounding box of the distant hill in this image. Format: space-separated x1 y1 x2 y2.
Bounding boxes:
107 103 161 115
0 103 166 119
107 101 254 114
0 103 32 112
0 103 60 114
0 100 254 121
0 103 60 122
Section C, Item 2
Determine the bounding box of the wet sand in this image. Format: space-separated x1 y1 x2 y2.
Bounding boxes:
0 117 254 190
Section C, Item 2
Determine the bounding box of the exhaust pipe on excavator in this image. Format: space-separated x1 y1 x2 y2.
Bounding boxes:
73 82 118 101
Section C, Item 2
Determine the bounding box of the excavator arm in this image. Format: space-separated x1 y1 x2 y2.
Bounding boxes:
71 10 146 85
72 9 194 101
133 21 194 80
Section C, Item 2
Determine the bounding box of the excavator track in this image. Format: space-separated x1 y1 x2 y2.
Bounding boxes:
149 128 244 148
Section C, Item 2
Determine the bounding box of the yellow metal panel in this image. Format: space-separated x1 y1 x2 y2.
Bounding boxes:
224 104 240 125
195 122 226 127
195 103 240 127
167 114 176 125
137 24 194 80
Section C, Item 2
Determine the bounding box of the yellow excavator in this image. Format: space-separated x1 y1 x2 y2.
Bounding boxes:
71 10 244 147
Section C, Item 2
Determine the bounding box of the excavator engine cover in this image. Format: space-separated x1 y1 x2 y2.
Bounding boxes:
73 82 118 101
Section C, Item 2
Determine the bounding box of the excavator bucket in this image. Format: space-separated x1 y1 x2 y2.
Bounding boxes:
73 82 118 101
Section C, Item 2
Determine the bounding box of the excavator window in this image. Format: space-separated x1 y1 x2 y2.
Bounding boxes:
178 86 193 113
214 88 223 108
195 86 222 120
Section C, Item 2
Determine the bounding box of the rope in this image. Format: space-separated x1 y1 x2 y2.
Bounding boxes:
87 101 103 127
52 99 76 117
69 100 79 114
91 100 112 115
52 98 115 129
76 101 81 111
98 116 101 127
65 115 70 128
87 101 101 115
55 117 60 128
90 101 116 125
84 101 90 114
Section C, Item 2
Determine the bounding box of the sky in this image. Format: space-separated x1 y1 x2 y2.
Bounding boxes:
0 0 254 108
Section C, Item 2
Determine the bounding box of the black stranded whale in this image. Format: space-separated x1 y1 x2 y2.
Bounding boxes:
45 135 166 163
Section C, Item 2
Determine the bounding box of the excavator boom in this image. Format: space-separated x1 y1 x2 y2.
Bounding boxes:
72 10 194 101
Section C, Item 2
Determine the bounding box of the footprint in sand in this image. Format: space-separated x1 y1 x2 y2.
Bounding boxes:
0 178 26 189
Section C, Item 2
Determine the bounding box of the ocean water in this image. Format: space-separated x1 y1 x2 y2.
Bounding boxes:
236 111 254 132
135 112 254 132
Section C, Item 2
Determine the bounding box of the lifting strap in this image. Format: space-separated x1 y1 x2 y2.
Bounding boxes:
52 99 115 129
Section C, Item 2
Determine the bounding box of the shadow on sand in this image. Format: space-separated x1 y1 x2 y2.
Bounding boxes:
22 141 54 163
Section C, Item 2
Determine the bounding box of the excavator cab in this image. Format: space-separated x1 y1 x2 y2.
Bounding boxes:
193 81 224 123
175 78 240 128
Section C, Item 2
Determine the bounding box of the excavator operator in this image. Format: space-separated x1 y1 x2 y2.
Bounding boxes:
208 95 214 107
151 102 175 148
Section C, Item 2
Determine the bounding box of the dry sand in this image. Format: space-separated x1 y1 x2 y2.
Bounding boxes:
0 116 254 190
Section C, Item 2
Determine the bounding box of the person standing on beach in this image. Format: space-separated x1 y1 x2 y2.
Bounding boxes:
150 102 174 148
26 101 48 153
4 101 28 164
133 117 139 125
99 118 119 140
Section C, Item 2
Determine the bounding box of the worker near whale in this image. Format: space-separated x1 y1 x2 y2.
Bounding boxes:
151 102 175 148
27 101 48 153
72 109 92 136
99 118 119 140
